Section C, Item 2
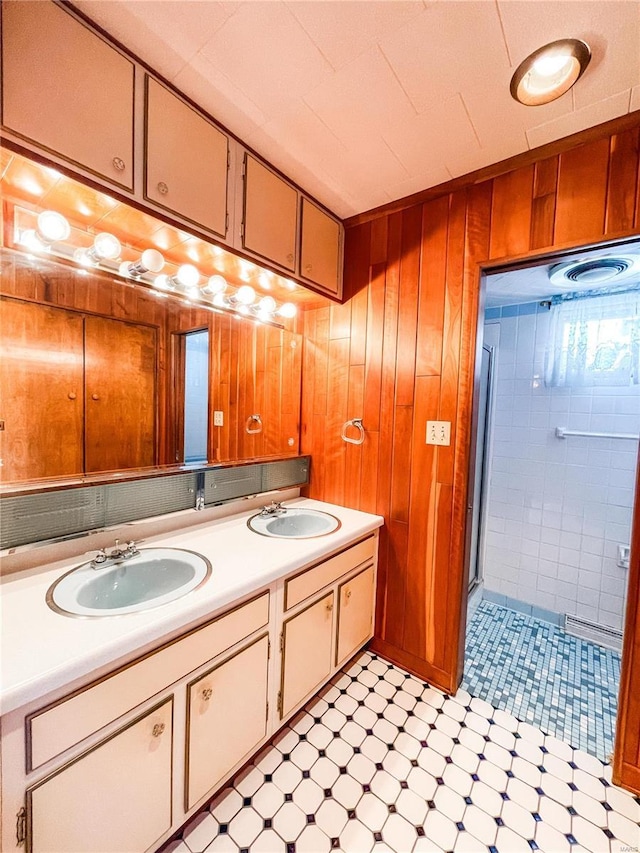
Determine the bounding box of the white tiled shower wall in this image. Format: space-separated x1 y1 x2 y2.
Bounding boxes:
482 302 639 631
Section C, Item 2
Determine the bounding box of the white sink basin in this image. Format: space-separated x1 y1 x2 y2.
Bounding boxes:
47 548 211 617
247 507 341 539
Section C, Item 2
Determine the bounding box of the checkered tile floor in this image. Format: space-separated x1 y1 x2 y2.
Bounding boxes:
164 651 640 853
463 601 621 762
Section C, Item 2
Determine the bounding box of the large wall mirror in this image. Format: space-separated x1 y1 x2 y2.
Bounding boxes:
0 249 303 486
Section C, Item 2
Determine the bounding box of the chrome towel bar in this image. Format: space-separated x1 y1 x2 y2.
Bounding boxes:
555 426 639 441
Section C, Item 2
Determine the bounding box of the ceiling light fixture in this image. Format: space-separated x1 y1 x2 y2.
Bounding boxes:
510 39 591 106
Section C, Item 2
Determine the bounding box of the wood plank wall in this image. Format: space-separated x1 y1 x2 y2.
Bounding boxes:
300 122 640 763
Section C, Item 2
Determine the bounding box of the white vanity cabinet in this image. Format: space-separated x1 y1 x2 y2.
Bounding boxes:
0 517 379 853
27 700 173 853
279 535 377 719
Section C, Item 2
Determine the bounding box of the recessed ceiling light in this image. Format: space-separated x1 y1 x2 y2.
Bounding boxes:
510 39 591 106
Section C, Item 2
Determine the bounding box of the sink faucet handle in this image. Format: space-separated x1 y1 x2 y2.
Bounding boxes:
93 549 108 564
125 540 140 557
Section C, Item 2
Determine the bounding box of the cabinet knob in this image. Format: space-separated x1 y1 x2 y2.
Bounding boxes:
305 264 312 273
152 722 165 738
68 392 77 400
287 253 294 263
91 393 100 401
202 687 213 701
157 181 169 196
345 589 352 600
112 156 126 172
326 601 333 613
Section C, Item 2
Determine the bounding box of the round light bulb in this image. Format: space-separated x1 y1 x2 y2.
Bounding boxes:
176 264 200 288
258 296 277 314
37 210 70 243
154 274 173 291
73 247 94 267
186 286 201 301
279 302 297 319
205 274 227 295
236 285 256 305
139 249 165 274
20 229 47 252
93 232 121 260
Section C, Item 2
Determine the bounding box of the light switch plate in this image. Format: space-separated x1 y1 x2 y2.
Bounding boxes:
213 411 224 427
426 420 451 446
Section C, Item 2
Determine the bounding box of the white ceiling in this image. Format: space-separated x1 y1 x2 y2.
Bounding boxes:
75 0 640 219
485 240 640 307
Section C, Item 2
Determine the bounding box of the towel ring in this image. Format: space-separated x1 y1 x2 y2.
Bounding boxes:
246 414 263 434
341 418 365 445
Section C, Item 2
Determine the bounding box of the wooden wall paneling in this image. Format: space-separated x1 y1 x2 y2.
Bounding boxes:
363 263 385 433
403 374 441 662
554 137 610 244
308 307 330 499
416 196 449 377
437 191 466 487
488 165 534 259
375 212 404 648
369 217 388 266
344 363 365 509
264 336 283 456
323 337 350 503
530 156 559 251
605 128 640 235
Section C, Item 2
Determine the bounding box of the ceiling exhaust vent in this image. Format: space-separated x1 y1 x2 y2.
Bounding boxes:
549 256 640 287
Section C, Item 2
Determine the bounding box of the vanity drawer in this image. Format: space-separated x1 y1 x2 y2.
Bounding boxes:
28 591 269 771
285 536 376 610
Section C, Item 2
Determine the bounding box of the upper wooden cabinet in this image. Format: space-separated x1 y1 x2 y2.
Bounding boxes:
300 198 342 298
242 154 298 272
1 1 135 191
145 77 229 238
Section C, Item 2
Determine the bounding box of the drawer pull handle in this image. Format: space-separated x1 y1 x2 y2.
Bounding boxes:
112 156 126 172
202 687 213 701
68 392 77 400
157 181 169 195
91 393 100 401
152 722 165 738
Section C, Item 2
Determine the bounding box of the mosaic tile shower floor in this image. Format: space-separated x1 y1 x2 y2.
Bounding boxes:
462 601 621 762
167 651 639 853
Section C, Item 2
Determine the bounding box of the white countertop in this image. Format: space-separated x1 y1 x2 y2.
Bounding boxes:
0 498 383 715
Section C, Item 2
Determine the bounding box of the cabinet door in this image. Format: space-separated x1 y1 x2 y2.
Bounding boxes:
281 592 334 718
1 1 134 190
243 154 298 271
28 700 172 853
84 317 156 472
145 77 229 238
336 566 376 666
300 198 342 297
0 299 84 482
186 636 269 810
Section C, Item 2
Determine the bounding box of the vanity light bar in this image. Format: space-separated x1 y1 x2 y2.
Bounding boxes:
14 207 297 324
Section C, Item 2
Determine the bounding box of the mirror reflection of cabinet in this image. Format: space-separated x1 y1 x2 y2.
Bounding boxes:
0 298 156 482
0 251 303 486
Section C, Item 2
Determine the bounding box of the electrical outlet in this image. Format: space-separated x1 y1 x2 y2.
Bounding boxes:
426 420 451 446
213 411 224 427
617 544 630 570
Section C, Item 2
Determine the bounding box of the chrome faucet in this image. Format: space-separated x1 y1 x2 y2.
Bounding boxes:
91 539 140 569
259 501 285 517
